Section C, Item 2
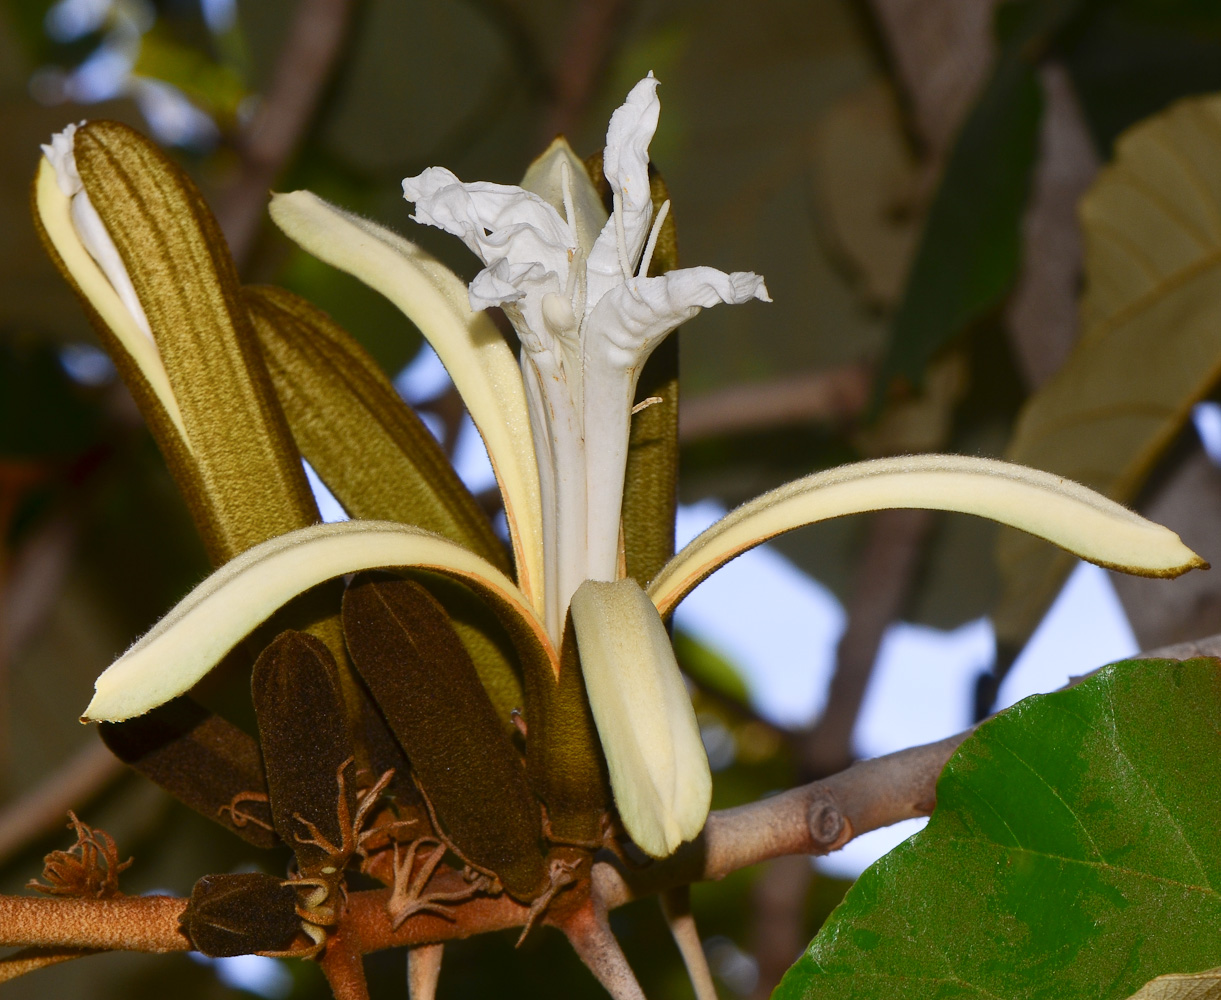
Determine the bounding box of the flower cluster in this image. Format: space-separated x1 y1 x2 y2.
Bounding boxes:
30 71 1203 996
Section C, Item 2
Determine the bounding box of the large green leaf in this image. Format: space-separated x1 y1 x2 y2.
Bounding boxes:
995 93 1221 648
777 657 1221 1000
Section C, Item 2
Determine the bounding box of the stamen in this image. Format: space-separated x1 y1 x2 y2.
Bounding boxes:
637 200 670 279
631 396 664 415
613 192 633 282
560 161 578 249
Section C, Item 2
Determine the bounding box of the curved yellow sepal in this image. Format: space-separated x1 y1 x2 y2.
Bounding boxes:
268 191 545 616
34 158 189 444
649 455 1207 617
83 521 550 723
569 578 712 859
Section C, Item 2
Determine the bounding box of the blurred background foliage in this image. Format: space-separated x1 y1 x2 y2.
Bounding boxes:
4 0 1221 996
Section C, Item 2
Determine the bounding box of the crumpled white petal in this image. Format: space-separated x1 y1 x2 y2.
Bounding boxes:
403 167 573 273
584 267 771 369
585 73 661 309
520 136 608 258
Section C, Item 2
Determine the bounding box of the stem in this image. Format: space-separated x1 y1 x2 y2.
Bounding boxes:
320 930 370 1000
660 887 717 1000
0 946 97 983
560 897 647 1000
0 895 188 951
407 942 444 1000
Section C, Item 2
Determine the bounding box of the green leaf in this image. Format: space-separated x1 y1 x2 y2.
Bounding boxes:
776 657 1221 1000
673 630 750 706
995 92 1221 648
876 1 1085 392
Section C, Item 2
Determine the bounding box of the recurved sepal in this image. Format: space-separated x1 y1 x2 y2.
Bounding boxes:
181 872 301 957
342 575 548 901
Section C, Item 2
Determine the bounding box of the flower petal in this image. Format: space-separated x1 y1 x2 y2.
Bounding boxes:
83 520 551 724
402 166 573 273
269 191 546 613
648 455 1208 617
569 578 712 859
584 267 771 368
586 74 662 307
580 268 769 582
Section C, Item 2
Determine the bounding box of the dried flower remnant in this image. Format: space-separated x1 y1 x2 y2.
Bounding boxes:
28 812 132 900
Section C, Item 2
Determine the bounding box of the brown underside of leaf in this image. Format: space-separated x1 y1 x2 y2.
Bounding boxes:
251 631 357 868
100 698 279 849
401 570 525 736
342 575 548 900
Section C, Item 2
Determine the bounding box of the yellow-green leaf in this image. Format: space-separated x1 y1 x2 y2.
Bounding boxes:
996 94 1221 647
570 578 711 859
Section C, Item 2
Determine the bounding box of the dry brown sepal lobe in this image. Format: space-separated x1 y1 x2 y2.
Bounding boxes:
28 812 131 899
342 575 548 900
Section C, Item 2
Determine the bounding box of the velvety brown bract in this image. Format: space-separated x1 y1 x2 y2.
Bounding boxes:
342 575 548 900
100 698 278 849
251 630 357 870
181 872 301 957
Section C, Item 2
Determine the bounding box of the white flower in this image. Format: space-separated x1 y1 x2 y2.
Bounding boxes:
52 77 1204 863
402 74 770 637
